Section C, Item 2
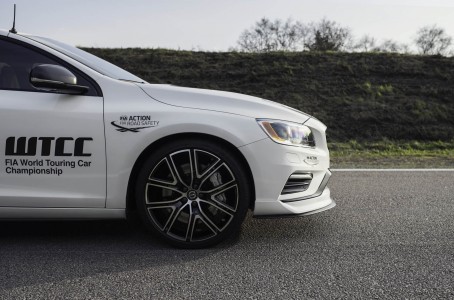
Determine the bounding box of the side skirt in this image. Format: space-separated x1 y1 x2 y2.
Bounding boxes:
0 207 126 220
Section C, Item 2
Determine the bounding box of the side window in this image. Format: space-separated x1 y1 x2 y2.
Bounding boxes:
0 38 99 96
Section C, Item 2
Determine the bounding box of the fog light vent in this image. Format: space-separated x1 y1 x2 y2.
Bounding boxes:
281 173 312 195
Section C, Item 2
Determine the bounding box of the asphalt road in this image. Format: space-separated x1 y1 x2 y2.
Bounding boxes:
0 170 453 299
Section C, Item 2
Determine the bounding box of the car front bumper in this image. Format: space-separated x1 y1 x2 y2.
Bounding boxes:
238 120 335 216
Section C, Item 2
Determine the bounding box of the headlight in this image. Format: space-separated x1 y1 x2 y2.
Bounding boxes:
257 119 315 147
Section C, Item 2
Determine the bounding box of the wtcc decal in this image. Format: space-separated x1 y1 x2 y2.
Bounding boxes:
4 136 93 176
111 115 159 133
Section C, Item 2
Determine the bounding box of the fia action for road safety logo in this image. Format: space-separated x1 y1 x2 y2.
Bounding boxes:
111 115 159 133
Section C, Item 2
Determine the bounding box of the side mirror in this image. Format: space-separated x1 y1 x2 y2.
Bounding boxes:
30 64 89 95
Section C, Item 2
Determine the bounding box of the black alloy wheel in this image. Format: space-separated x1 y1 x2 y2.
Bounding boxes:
135 138 251 248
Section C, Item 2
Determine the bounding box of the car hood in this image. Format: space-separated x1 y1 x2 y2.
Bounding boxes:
139 84 311 124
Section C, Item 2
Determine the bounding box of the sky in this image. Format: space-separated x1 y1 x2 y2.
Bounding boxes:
1 0 453 51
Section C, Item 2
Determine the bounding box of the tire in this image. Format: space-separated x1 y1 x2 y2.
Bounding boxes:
135 138 251 248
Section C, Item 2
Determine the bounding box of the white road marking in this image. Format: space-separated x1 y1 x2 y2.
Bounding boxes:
331 169 454 172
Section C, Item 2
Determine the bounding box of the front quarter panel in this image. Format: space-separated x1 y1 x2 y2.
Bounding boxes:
103 83 266 209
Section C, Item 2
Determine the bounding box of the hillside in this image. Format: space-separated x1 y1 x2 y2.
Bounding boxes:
83 49 454 142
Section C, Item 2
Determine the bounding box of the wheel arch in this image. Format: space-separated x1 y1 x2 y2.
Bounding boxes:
126 132 256 215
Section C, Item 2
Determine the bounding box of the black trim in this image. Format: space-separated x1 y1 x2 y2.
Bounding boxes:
253 201 336 219
0 36 103 97
281 169 332 203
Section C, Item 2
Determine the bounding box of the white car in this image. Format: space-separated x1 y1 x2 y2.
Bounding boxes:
0 28 335 248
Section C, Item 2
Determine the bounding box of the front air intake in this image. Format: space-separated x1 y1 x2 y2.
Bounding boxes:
281 173 313 195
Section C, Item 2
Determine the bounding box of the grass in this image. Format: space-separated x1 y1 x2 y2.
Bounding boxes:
330 140 454 168
83 48 454 143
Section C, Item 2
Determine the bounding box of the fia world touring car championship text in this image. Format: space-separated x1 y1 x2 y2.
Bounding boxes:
5 158 92 176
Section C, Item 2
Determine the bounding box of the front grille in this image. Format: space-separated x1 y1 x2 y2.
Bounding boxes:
281 173 313 195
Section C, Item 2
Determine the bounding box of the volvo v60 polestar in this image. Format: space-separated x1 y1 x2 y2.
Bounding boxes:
0 29 335 247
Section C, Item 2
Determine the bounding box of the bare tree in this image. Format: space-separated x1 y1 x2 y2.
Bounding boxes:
295 21 310 50
236 17 424 54
237 18 276 52
355 35 376 52
305 18 352 51
415 25 452 55
373 39 404 53
237 18 304 52
274 19 300 51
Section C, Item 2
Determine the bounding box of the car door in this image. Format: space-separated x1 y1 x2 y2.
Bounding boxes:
0 37 106 208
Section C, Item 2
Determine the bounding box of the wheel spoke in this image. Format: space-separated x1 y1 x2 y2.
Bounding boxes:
186 207 197 241
198 162 225 188
203 180 236 195
146 180 181 193
147 205 177 231
169 150 194 188
194 149 221 179
184 205 197 241
199 200 234 218
198 199 234 232
148 157 178 185
166 202 190 237
190 214 217 242
145 195 183 206
209 183 238 212
145 182 184 205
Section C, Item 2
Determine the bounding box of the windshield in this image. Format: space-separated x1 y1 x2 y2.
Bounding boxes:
23 35 146 83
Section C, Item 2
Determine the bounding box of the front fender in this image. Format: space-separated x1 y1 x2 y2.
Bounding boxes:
105 101 265 209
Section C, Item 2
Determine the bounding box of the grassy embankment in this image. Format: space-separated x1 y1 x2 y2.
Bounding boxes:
84 48 454 167
331 140 454 168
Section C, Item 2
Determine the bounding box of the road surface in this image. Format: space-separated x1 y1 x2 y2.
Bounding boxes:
0 170 453 299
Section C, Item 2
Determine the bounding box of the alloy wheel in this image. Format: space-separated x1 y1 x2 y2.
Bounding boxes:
144 149 239 242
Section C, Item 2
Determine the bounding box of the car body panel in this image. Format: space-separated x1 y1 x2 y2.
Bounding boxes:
238 117 334 215
140 84 311 124
0 29 334 219
0 89 106 208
